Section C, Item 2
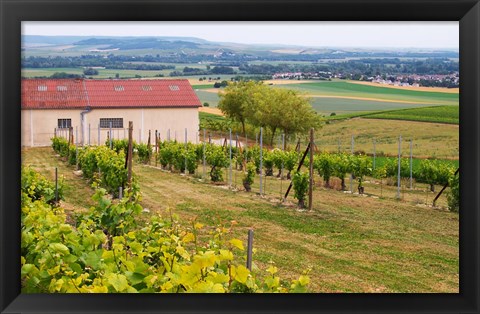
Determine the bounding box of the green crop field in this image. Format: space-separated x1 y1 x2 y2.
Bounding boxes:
276 81 459 106
363 105 459 124
195 90 221 107
192 84 216 90
309 97 437 115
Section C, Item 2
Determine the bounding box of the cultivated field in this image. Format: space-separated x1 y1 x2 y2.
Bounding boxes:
22 146 459 293
364 106 459 124
275 81 459 106
317 118 459 159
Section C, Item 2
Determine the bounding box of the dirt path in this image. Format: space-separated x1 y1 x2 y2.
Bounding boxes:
198 107 224 116
306 94 433 104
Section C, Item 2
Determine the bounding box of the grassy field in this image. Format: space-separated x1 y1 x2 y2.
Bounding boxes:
195 90 221 107
317 118 459 159
309 97 438 115
362 106 459 124
22 146 459 293
198 110 459 159
275 81 459 106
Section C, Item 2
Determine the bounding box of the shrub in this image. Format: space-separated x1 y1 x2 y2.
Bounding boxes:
447 172 459 213
349 154 372 194
283 151 299 180
314 153 334 188
271 149 285 177
136 143 152 164
21 166 64 204
263 151 274 176
206 144 229 182
292 171 309 208
242 162 256 192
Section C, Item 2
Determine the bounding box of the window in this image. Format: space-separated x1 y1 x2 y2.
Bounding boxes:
169 85 180 91
38 85 47 91
100 118 123 128
114 85 124 91
57 119 71 129
57 85 67 91
142 85 152 91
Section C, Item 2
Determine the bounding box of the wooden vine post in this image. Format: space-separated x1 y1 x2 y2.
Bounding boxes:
309 128 314 211
284 142 311 200
147 130 151 164
126 121 133 189
155 130 158 167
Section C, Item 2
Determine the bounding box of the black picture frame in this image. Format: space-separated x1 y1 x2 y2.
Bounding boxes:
1 0 479 313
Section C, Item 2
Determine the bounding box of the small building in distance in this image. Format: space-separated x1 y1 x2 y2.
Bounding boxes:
21 78 201 146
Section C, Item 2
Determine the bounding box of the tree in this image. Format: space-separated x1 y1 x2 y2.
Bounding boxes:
218 81 262 137
218 82 322 144
275 89 322 148
83 68 99 76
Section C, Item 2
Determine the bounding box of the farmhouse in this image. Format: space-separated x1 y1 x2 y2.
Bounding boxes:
21 78 201 147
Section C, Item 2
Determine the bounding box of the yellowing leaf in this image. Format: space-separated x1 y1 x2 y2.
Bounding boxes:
266 265 278 275
194 222 204 230
90 286 108 293
234 265 250 284
161 281 174 292
298 275 310 286
219 249 233 261
49 243 69 255
182 232 195 243
47 265 60 276
106 273 129 292
176 246 190 260
229 239 244 251
193 251 217 269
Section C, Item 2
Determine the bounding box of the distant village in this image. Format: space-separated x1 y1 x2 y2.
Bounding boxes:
272 71 459 88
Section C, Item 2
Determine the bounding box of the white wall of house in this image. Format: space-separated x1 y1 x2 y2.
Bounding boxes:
21 107 199 147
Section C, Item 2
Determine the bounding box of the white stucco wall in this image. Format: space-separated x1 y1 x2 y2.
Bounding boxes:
21 107 199 147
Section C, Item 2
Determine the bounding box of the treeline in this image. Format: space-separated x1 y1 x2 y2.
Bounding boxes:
22 55 175 70
240 58 458 76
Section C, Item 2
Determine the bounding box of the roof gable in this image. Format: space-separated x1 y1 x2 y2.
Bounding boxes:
22 79 201 109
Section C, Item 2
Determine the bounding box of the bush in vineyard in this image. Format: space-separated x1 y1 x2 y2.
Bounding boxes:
283 150 299 180
21 168 310 293
21 166 64 204
205 144 229 182
313 153 334 188
158 141 176 170
332 153 350 191
447 172 459 213
76 145 128 197
380 157 410 186
292 171 309 208
110 139 130 155
349 154 372 194
246 146 261 173
67 145 78 166
263 151 275 176
271 149 285 178
51 137 70 158
242 162 256 192
136 143 152 164
416 159 454 192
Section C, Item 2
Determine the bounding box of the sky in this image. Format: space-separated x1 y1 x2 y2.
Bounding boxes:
22 21 459 49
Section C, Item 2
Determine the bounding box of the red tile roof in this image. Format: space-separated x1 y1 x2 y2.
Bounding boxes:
22 79 88 109
22 79 201 109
